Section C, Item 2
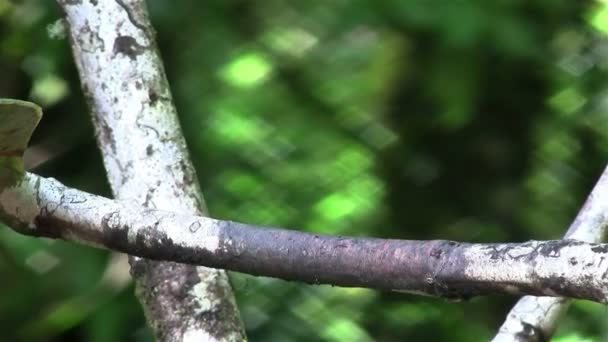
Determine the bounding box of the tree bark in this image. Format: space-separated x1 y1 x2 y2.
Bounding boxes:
3 173 608 304
493 166 608 342
55 1 245 340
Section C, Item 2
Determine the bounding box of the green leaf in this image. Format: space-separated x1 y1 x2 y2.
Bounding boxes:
0 99 42 188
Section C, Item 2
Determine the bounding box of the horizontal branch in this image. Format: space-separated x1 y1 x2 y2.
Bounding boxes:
2 173 608 302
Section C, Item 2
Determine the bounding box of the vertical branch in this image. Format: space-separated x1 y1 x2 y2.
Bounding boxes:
493 166 608 341
56 1 245 341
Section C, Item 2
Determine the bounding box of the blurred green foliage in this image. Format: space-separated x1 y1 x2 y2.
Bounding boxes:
2 0 608 341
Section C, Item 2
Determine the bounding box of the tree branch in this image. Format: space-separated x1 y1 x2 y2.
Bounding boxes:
55 0 245 340
3 173 608 303
493 166 608 342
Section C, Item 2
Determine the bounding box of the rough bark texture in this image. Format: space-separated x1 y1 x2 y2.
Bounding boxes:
55 1 245 340
3 173 608 303
493 166 608 342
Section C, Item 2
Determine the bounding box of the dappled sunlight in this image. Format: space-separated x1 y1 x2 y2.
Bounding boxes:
2 0 608 341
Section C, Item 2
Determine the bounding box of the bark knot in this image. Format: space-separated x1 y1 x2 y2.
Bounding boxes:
113 35 146 60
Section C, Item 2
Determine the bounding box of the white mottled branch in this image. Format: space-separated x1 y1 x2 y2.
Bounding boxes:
493 166 608 342
3 173 608 304
56 0 244 340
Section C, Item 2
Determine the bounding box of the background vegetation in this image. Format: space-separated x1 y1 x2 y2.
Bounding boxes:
1 0 608 341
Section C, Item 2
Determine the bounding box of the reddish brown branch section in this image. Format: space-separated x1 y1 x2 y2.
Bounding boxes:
33 203 608 302
142 224 607 301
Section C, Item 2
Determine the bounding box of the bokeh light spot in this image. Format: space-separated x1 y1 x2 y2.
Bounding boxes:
588 4 608 34
315 193 358 221
220 52 272 88
30 74 69 106
265 27 318 57
548 87 586 115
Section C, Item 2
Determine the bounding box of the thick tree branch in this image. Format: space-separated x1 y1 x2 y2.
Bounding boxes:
2 173 608 303
493 166 608 342
55 0 245 341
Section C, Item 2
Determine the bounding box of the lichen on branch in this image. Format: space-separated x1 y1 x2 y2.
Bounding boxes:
2 171 608 304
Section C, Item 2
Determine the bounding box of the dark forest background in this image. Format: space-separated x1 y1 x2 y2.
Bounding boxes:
1 0 608 341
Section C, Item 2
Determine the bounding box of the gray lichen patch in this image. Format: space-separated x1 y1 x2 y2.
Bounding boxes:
0 177 40 231
190 270 246 341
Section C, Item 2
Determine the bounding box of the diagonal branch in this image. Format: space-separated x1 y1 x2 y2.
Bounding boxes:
54 0 245 340
2 173 608 303
493 166 608 342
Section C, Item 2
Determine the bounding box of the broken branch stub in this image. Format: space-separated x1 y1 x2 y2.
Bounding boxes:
0 99 42 187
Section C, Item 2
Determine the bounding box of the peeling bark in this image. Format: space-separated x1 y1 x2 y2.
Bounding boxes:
3 173 608 303
55 0 245 340
493 166 608 342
